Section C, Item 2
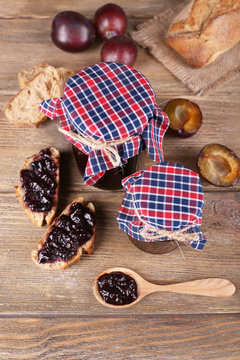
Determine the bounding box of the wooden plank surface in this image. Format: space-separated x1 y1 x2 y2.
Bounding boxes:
1 0 180 18
1 16 239 193
0 315 240 360
0 0 240 357
0 188 240 315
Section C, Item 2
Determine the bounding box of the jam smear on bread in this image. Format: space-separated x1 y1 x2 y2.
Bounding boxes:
20 148 58 212
15 147 60 227
37 202 95 264
31 197 95 269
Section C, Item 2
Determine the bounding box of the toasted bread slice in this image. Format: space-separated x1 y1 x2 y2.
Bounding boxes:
15 147 60 227
18 63 74 96
31 197 95 270
5 65 62 126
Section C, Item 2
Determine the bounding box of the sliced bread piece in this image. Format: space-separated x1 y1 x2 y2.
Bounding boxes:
57 67 75 95
5 65 62 126
15 147 60 227
18 63 74 96
18 63 49 88
31 197 95 270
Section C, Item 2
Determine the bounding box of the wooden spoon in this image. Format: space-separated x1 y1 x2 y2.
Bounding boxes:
93 267 236 309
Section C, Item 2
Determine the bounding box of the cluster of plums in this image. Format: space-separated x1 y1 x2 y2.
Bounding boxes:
51 3 137 66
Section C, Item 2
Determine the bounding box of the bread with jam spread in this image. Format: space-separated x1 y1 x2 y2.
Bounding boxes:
15 147 60 227
31 197 95 270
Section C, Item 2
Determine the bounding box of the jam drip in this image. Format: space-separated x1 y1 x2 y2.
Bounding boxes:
97 271 138 305
20 148 58 212
38 202 95 264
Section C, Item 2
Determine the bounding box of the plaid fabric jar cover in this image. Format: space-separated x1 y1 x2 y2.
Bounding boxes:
117 162 206 250
39 62 169 186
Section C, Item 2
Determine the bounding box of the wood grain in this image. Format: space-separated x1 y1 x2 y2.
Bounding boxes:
0 190 239 315
0 17 239 192
0 315 240 360
0 0 240 357
0 0 180 18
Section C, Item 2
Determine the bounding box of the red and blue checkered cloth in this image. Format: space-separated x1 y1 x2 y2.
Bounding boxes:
117 162 206 250
39 62 169 186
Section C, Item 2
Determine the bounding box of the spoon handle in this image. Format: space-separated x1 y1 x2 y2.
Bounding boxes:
148 278 236 297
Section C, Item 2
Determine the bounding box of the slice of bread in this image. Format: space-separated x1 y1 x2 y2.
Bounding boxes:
31 197 95 270
18 63 74 96
18 63 49 88
57 67 75 95
5 65 62 127
15 147 60 227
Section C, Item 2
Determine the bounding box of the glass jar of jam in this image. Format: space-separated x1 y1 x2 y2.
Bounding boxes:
39 62 169 189
72 145 146 190
127 235 178 254
117 162 206 254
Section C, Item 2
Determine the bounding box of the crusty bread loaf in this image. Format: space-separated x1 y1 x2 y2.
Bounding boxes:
165 0 240 68
5 65 62 126
18 63 74 96
15 147 60 227
31 197 95 270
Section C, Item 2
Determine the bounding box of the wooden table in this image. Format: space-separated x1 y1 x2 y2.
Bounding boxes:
1 1 240 358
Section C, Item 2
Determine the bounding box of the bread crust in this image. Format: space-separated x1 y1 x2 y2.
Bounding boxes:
166 0 240 68
15 147 60 227
31 197 95 270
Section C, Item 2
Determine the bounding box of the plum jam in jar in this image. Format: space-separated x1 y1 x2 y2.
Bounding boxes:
127 235 177 254
117 162 206 254
72 145 145 190
39 62 169 189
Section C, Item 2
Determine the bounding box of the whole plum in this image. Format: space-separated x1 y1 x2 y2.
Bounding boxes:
51 11 95 52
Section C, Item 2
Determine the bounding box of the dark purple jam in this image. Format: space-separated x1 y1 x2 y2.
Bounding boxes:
38 202 95 264
72 145 145 190
128 235 178 254
20 148 58 212
97 271 138 305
